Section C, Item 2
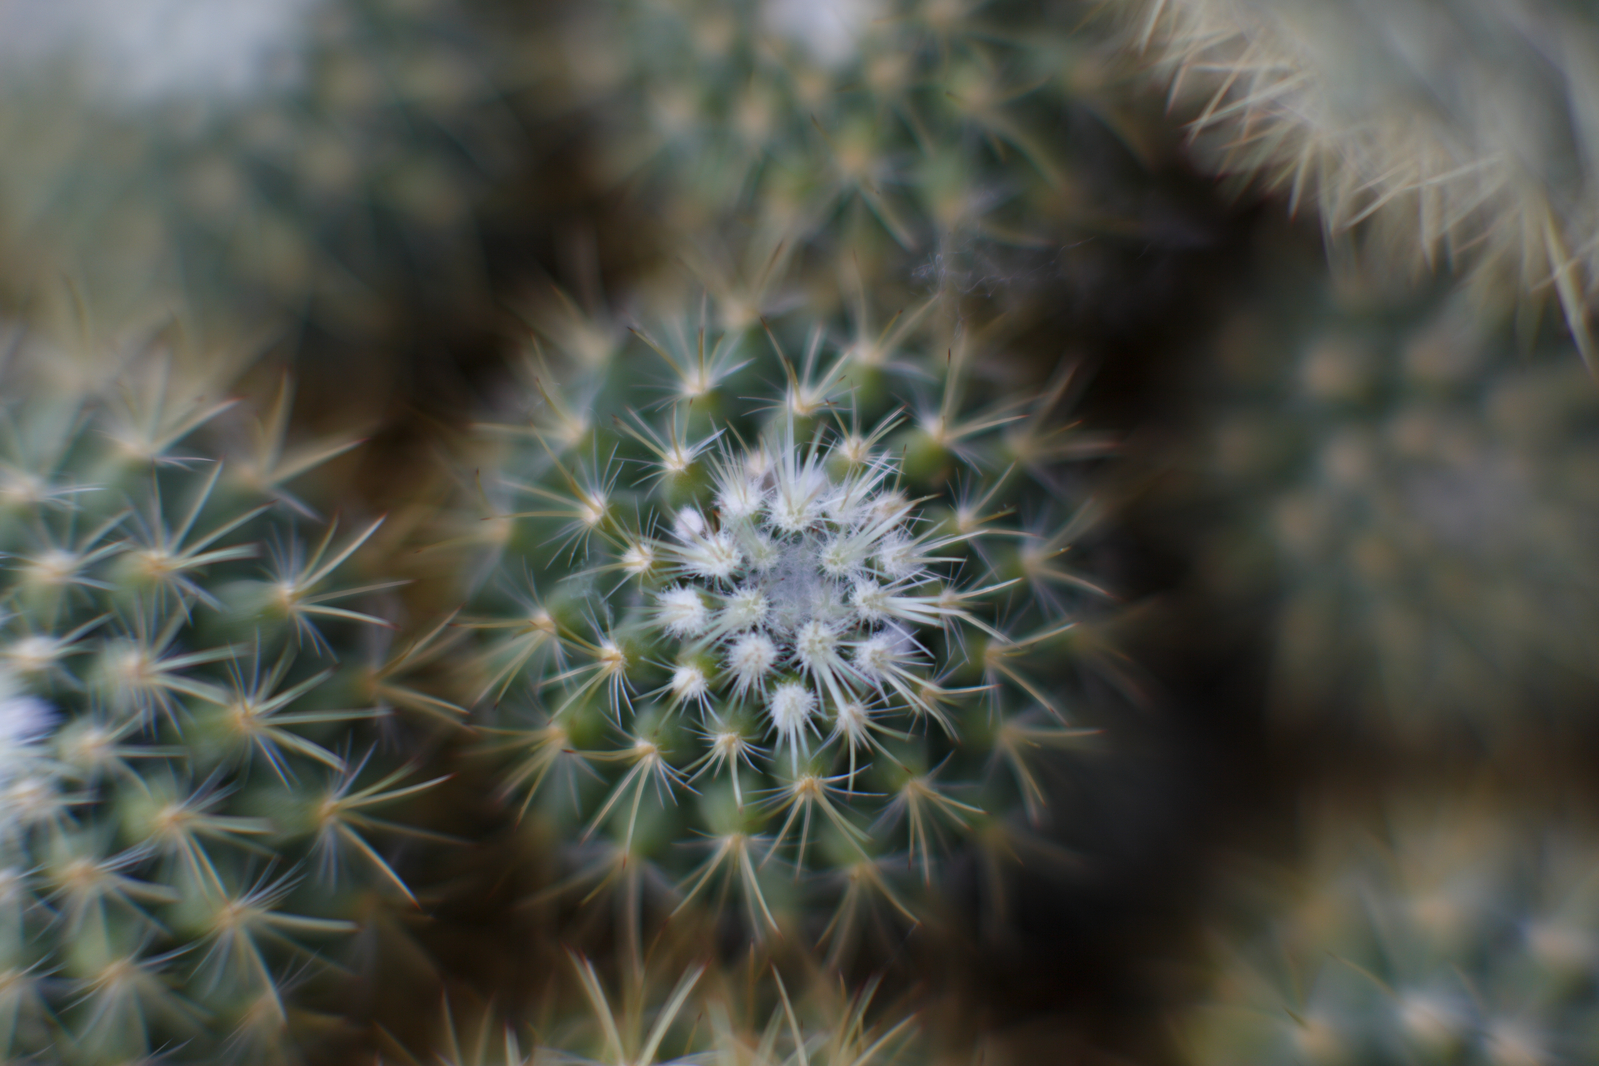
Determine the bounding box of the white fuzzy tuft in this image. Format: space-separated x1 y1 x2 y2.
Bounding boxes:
726 633 778 698
768 681 817 769
720 588 769 631
658 586 710 637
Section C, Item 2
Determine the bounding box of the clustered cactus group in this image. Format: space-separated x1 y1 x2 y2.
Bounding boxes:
1 0 1597 1063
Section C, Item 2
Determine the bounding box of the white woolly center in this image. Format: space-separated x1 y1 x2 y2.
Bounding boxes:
656 434 964 764
759 539 848 635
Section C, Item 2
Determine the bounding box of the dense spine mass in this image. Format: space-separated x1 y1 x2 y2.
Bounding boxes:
1123 0 1599 363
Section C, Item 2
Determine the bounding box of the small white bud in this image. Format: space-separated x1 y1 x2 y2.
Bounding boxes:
819 536 858 576
620 540 657 577
851 580 889 622
4 635 64 675
877 533 916 579
854 629 912 680
679 531 742 581
716 475 765 520
795 621 840 671
835 699 870 742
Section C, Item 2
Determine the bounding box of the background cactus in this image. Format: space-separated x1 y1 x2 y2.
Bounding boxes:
1178 794 1599 1066
517 0 1211 344
14 3 1599 1066
0 313 447 1062
0 0 532 340
1164 225 1599 743
1121 0 1599 364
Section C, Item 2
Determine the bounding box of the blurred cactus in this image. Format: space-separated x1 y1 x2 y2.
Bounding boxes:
1180 798 1599 1066
0 315 446 1062
1180 230 1599 741
532 0 1178 314
0 0 530 335
1123 0 1599 364
440 257 1115 953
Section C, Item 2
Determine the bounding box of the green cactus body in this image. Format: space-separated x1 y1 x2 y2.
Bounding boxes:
451 270 1108 948
0 0 526 333
0 323 441 1062
1124 0 1599 363
1191 246 1599 740
1182 802 1599 1066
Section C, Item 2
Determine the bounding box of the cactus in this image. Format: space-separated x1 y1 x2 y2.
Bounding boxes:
1179 798 1599 1066
0 0 528 334
0 315 445 1062
1122 0 1599 365
534 0 1164 308
444 254 1113 952
1181 230 1599 741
